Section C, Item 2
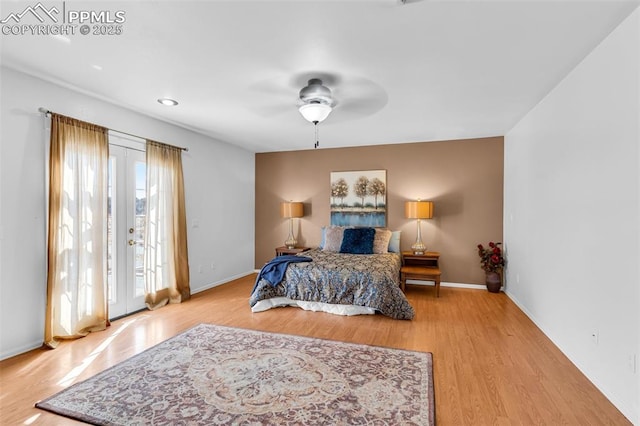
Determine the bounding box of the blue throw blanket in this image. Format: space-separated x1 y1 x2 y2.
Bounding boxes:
252 255 312 293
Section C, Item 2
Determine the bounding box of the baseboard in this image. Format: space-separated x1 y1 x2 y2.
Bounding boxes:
0 339 43 361
504 289 637 425
0 271 255 361
191 271 256 294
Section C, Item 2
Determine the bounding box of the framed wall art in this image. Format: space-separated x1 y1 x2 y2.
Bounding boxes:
330 169 386 227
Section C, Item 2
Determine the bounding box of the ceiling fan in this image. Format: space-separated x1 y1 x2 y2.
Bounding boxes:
298 78 334 123
247 71 388 148
297 78 334 148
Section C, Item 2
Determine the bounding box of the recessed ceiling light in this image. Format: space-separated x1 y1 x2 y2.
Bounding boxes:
50 34 71 44
157 98 178 106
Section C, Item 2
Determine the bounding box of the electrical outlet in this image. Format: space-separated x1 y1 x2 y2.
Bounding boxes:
197 265 203 274
210 263 216 270
590 330 599 345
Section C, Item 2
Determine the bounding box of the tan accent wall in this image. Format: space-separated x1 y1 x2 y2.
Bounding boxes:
255 136 503 284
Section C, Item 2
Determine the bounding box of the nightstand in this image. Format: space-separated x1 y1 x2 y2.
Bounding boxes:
275 246 310 256
400 251 441 297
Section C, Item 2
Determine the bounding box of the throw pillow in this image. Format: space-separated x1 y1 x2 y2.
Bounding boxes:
372 228 392 254
340 227 375 254
323 227 345 252
319 226 327 249
388 230 402 253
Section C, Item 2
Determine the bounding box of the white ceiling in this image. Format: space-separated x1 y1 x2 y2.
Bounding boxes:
1 0 638 152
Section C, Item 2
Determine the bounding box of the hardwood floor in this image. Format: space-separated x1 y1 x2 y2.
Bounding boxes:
0 274 631 425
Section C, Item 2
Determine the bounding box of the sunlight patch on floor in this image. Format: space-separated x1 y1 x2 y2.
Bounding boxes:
23 413 40 424
57 317 139 387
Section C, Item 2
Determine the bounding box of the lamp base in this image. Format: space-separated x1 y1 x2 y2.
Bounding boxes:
412 219 426 255
284 235 297 250
411 241 426 255
285 217 297 249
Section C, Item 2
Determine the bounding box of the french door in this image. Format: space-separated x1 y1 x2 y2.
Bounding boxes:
107 141 146 319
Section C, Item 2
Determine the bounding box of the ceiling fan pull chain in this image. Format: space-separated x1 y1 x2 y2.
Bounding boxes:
314 122 319 149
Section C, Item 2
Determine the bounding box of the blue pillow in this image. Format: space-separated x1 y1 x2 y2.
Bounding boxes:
319 226 326 249
388 231 402 253
340 228 375 254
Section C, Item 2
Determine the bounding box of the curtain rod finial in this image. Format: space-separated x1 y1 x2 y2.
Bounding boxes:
38 107 49 114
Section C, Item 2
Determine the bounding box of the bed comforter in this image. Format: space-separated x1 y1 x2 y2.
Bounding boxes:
249 248 415 320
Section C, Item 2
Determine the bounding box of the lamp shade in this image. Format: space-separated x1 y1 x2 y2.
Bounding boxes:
298 103 332 123
405 200 434 219
281 202 304 218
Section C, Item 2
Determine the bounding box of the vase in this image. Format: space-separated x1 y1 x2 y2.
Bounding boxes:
485 271 501 293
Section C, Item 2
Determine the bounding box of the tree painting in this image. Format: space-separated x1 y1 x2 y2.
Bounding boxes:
331 178 349 207
353 176 369 207
367 178 386 208
330 170 386 227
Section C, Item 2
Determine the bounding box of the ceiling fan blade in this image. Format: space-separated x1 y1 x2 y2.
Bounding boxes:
246 104 294 118
245 73 298 118
338 96 387 115
329 76 388 121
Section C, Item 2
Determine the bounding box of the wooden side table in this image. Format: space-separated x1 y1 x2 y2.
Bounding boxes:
275 246 310 256
400 251 441 297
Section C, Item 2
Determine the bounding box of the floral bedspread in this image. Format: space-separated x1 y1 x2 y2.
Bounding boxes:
249 248 415 320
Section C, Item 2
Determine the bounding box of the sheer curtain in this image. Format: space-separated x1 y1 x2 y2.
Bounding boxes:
144 140 190 309
45 114 109 348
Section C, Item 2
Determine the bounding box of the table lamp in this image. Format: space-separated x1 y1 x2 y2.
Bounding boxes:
281 201 304 249
405 200 434 254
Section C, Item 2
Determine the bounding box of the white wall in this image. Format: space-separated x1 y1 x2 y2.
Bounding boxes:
505 9 639 424
0 67 255 359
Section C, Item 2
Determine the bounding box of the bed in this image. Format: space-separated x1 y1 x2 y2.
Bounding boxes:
249 246 415 320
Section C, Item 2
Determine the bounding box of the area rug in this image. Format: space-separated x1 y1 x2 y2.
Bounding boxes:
36 323 435 425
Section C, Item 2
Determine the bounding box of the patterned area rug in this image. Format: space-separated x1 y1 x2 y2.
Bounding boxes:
36 324 435 425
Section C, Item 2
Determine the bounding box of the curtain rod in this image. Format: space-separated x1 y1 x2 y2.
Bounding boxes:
38 107 189 152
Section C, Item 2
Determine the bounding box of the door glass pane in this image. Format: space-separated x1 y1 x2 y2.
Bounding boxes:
107 156 116 304
134 161 146 298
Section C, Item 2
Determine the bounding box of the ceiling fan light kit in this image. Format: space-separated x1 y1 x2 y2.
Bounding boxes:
298 103 332 123
297 78 334 149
